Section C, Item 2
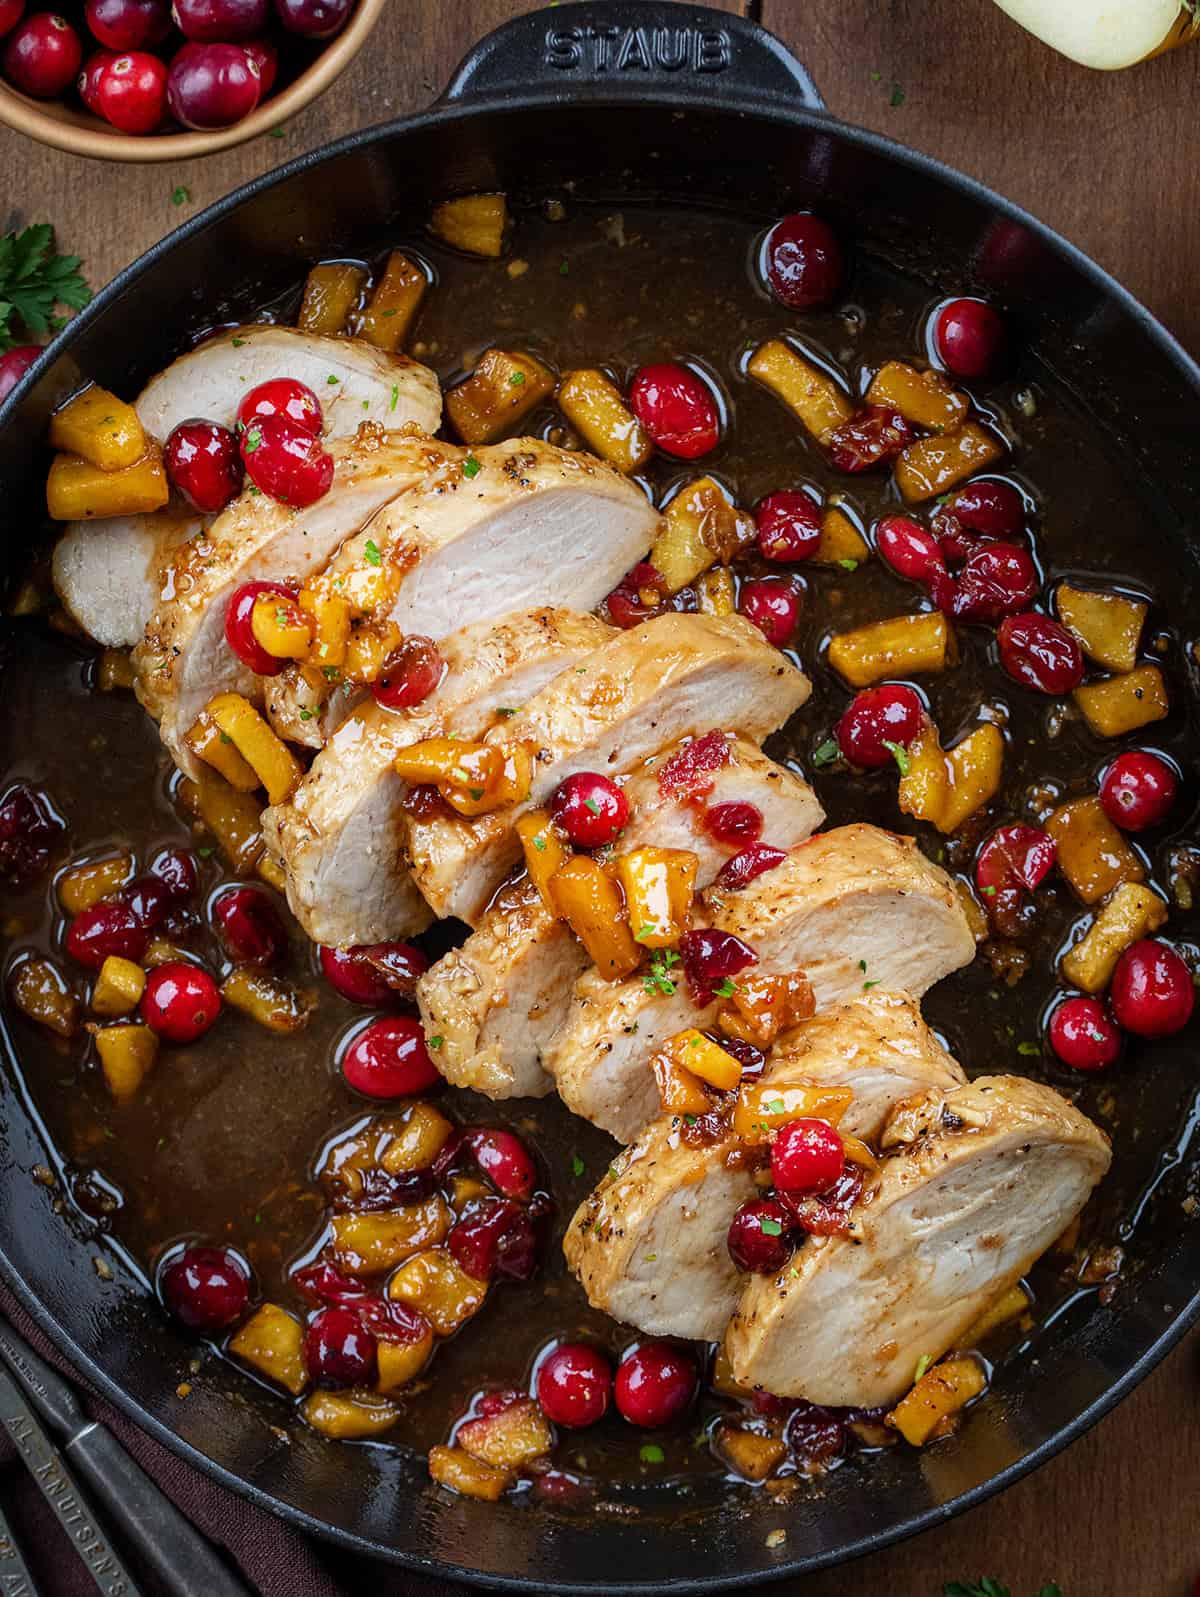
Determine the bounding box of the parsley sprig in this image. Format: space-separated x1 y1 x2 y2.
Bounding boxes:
0 225 90 351
643 947 681 996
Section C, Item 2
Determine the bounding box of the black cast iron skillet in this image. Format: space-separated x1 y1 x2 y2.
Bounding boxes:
1 5 1199 1588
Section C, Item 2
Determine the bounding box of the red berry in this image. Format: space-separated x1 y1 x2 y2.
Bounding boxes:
240 32 274 93
167 40 260 129
224 579 297 676
657 730 731 800
65 903 148 969
933 298 1006 379
77 46 112 107
738 577 801 646
236 376 322 436
944 479 1023 539
704 801 762 846
116 874 173 931
835 684 924 769
0 782 63 886
551 772 629 848
940 541 1038 623
466 1126 536 1201
1048 997 1122 1072
161 1244 249 1332
141 961 221 1042
997 612 1083 694
727 1197 793 1274
0 0 24 39
1099 752 1178 833
172 0 268 41
304 1304 377 1387
86 0 169 49
239 413 332 507
372 635 444 709
760 212 843 310
771 1118 845 1195
714 843 787 892
3 11 80 95
319 941 429 1006
212 886 285 964
756 490 821 563
272 0 353 38
148 847 199 902
786 1401 847 1464
604 561 666 630
876 515 944 584
165 418 242 511
678 928 758 1006
0 344 40 402
629 363 720 459
536 1343 611 1428
614 1341 696 1428
340 1015 438 1098
1110 941 1194 1038
827 406 915 474
447 1198 536 1282
976 823 1056 899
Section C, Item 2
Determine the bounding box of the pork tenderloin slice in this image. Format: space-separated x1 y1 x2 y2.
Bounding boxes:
548 823 975 1143
725 1074 1111 1407
262 609 613 945
562 989 966 1341
405 613 812 925
418 737 823 1101
52 510 202 649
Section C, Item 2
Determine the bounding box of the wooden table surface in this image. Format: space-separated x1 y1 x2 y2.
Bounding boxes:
3 2 1199 1593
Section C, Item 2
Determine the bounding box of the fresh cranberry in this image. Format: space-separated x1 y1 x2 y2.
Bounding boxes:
875 515 944 584
85 0 168 48
117 874 172 931
727 1197 793 1274
785 1401 846 1464
976 824 1055 897
1099 752 1178 833
551 772 629 849
0 345 40 403
657 730 731 800
0 0 23 38
372 636 444 709
447 1199 536 1282
172 0 268 40
165 419 243 512
161 1244 249 1333
239 413 332 506
240 32 274 93
272 0 353 37
1048 997 1122 1072
939 541 1038 623
835 684 925 770
93 46 164 131
932 298 1006 379
303 1304 376 1387
827 406 916 474
997 613 1082 695
65 903 148 969
3 12 81 96
340 1015 438 1098
292 1259 368 1307
536 1343 611 1429
628 363 720 459
0 782 63 885
1110 941 1195 1038
771 1118 845 1195
779 1165 864 1236
738 577 801 646
614 1341 696 1428
212 886 286 964
678 928 758 1005
167 39 261 129
224 579 298 676
148 846 199 903
760 213 843 310
319 941 428 1005
944 479 1024 539
604 562 667 630
705 801 762 846
141 961 221 1042
78 47 112 108
756 490 821 563
714 843 787 892
236 377 322 437
466 1127 536 1201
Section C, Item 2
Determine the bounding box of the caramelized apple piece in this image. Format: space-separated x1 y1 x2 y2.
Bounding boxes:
665 1028 742 1092
888 1356 985 1446
558 368 652 473
616 845 697 948
713 1425 787 1482
95 1023 158 1102
865 361 969 433
10 957 79 1038
1060 882 1168 993
548 856 642 979
358 251 428 352
1073 666 1168 738
49 385 147 472
813 505 870 567
428 1444 512 1501
329 1196 451 1276
827 612 950 688
376 1322 434 1393
516 809 571 913
1046 796 1145 904
747 339 853 444
58 853 133 915
894 423 1004 503
446 349 556 445
205 693 303 805
387 1248 487 1335
380 1102 455 1174
229 1303 307 1395
457 1398 553 1471
1056 582 1146 673
221 968 315 1034
91 955 146 1018
298 263 368 336
431 193 508 258
651 477 754 594
47 448 169 520
303 1390 399 1440
732 1080 853 1144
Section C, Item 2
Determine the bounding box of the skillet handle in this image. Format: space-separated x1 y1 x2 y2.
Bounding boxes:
440 1 825 111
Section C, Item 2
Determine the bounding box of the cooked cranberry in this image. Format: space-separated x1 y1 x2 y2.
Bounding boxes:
466 1127 536 1201
875 515 944 584
0 345 40 403
760 213 843 310
240 33 273 93
3 12 81 96
714 842 788 893
357 1297 429 1347
705 801 762 846
93 47 166 130
1099 751 1178 833
236 377 322 436
657 730 731 800
551 772 629 849
940 541 1038 623
785 1401 846 1464
944 478 1024 539
997 613 1082 695
727 1197 793 1274
738 577 801 646
827 406 915 474
710 1033 766 1077
212 885 285 964
239 413 332 506
117 874 172 931
167 39 261 129
1110 940 1195 1038
340 1015 438 1098
0 781 63 885
304 1304 376 1387
161 1244 249 1332
835 684 924 770
614 1341 696 1428
756 490 821 563
345 1165 435 1213
148 846 199 902
475 1389 525 1420
779 1165 864 1236
85 0 168 48
771 1118 844 1195
0 0 23 38
976 823 1055 897
172 0 268 41
604 562 667 629
292 1259 368 1307
141 961 221 1042
319 941 428 1005
165 419 242 512
629 363 720 459
447 1198 536 1281
273 0 352 36
372 635 444 709
224 579 297 676
65 903 148 969
678 928 758 1005
933 297 1006 379
537 1343 611 1428
1048 997 1122 1072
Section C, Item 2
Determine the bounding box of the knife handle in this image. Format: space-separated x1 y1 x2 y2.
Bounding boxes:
65 1424 250 1597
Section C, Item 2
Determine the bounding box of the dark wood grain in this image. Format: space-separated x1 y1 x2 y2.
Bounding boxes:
2 4 1198 1592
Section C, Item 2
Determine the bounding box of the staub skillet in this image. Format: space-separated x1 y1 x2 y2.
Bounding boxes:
1 4 1198 1588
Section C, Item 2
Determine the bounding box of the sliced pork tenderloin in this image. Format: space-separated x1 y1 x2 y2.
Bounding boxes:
52 509 202 648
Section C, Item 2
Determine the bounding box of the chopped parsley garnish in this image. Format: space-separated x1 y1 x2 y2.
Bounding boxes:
914 1353 933 1383
463 456 481 479
171 185 191 206
639 1444 665 1464
758 1216 783 1236
712 978 737 998
838 557 859 571
858 959 868 973
863 979 879 990
765 1098 786 1114
242 427 262 453
883 739 911 776
532 835 547 852
298 709 314 721
509 371 526 386
428 1036 443 1050
496 706 519 717
981 883 997 896
389 384 399 411
812 738 839 768
643 948 680 997
559 259 569 276
889 81 905 107
1017 1041 1040 1057
583 797 601 815
363 538 382 566
571 1155 585 1177
326 374 340 384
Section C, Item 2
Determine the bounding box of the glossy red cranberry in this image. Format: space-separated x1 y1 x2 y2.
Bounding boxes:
738 577 801 646
939 541 1038 623
0 345 40 403
835 684 924 770
771 1118 845 1195
933 297 1006 379
710 1033 766 1079
292 1259 367 1307
466 1127 536 1201
604 561 666 629
172 0 268 40
614 1341 696 1428
628 363 720 459
304 1304 376 1388
785 1401 846 1464
224 579 297 676
827 406 915 474
657 730 731 800
536 1342 611 1429
714 843 787 892
116 874 172 931
372 636 444 709
756 490 821 563
1099 751 1178 833
0 782 63 885
319 941 428 1005
212 886 285 964
85 0 168 48
4 9 80 92
94 44 166 126
340 1015 438 1098
997 613 1082 695
976 820 1052 894
727 1196 793 1274
779 1166 864 1237
1048 997 1122 1072
447 1198 536 1282
705 801 762 846
944 478 1024 539
240 32 274 93
161 1244 249 1332
678 928 758 1006
167 40 260 129
236 377 322 437
149 846 199 903
273 0 353 37
1110 940 1195 1038
0 0 24 38
760 213 843 310
141 961 221 1042
551 772 629 848
65 903 148 969
165 419 243 511
876 515 944 584
239 413 332 506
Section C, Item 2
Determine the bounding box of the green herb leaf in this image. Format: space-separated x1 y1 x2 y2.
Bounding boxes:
639 1444 665 1464
1017 1040 1041 1057
583 797 601 815
838 557 859 571
532 835 547 852
571 1154 585 1177
765 1098 786 1114
171 185 191 206
243 428 261 453
758 1216 783 1236
559 259 569 276
463 456 481 479
0 224 91 349
863 979 879 990
812 738 839 768
509 371 526 386
889 81 905 107
363 538 382 567
712 977 737 998
914 1352 933 1383
882 739 911 776
298 709 315 721
326 374 340 384
268 126 285 139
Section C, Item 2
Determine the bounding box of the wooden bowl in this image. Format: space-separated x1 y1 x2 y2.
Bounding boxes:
0 0 386 163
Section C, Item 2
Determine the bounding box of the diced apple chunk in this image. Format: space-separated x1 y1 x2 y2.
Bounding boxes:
388 1248 488 1335
888 1355 986 1446
813 506 870 567
303 1390 399 1440
713 1425 787 1481
558 368 652 473
1046 796 1144 904
548 856 641 980
827 612 950 687
865 361 969 433
10 958 79 1039
1055 583 1145 673
1073 666 1168 738
58 853 133 915
228 1303 307 1395
747 339 853 444
376 1325 434 1393
446 349 555 445
49 385 147 472
651 477 754 594
358 251 428 352
894 423 1004 502
431 193 508 258
221 968 315 1034
298 263 368 336
47 449 169 520
457 1398 553 1470
1060 882 1168 993
91 956 145 1018
380 1103 455 1174
429 1444 512 1501
330 1198 450 1276
95 1024 158 1102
